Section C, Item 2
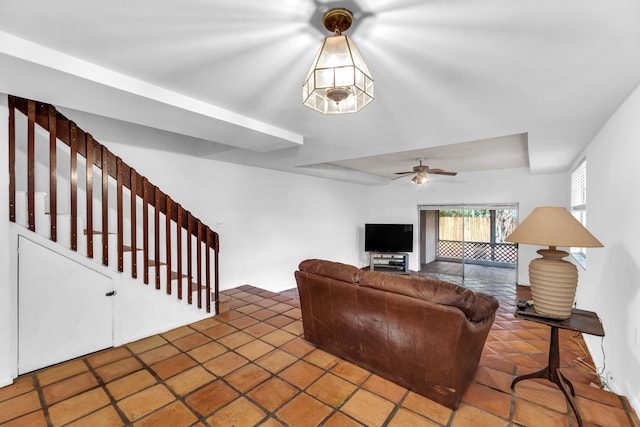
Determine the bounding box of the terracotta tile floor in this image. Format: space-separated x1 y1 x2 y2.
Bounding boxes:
2 269 639 426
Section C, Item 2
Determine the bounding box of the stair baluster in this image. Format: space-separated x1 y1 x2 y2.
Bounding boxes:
101 145 109 266
197 219 202 309
130 168 137 278
177 206 183 300
86 134 94 258
70 123 78 251
8 96 16 223
165 195 172 295
117 157 124 272
143 177 150 284
154 186 161 290
27 100 35 232
48 105 57 242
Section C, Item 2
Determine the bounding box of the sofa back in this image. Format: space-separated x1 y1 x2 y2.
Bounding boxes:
298 258 497 322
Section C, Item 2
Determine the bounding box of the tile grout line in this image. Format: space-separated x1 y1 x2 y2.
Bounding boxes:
509 364 518 425
78 355 130 426
235 290 415 426
184 299 300 424
131 326 211 426
378 389 411 427
228 299 314 424
31 373 52 427
217 293 370 426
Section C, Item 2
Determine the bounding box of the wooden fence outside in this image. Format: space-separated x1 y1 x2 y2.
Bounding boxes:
438 217 491 242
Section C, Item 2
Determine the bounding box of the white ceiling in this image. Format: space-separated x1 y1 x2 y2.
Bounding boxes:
1 0 639 185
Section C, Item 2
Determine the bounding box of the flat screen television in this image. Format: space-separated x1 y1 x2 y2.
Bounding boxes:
365 223 414 252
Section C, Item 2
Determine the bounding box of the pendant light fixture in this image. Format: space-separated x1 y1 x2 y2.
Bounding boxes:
303 8 374 114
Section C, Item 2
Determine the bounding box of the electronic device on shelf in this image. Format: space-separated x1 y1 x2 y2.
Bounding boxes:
368 252 410 274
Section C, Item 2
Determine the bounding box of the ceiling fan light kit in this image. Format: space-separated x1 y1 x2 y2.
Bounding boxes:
303 8 374 114
411 171 429 184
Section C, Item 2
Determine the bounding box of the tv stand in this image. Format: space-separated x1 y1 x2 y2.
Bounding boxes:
369 252 410 274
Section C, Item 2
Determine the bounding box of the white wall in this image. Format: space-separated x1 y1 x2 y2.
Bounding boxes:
99 138 371 293
578 83 640 410
366 167 568 278
0 96 14 386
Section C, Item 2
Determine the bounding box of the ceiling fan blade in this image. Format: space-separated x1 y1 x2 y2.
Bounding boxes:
392 162 458 180
429 171 457 176
390 174 412 181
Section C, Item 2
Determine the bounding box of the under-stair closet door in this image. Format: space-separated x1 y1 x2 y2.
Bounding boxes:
18 236 114 374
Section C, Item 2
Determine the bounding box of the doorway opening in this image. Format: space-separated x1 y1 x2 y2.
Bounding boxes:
418 204 518 285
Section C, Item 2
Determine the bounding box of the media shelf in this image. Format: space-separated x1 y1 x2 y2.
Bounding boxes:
369 252 410 274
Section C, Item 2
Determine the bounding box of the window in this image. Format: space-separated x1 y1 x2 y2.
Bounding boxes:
570 159 587 266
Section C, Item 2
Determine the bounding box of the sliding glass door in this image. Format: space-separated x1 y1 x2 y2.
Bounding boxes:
418 204 518 284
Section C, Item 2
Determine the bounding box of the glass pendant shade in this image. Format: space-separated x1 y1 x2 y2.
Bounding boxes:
303 28 374 114
411 171 429 185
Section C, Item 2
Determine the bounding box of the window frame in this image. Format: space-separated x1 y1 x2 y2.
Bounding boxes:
570 158 587 268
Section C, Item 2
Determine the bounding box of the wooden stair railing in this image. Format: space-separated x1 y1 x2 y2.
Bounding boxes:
7 95 219 313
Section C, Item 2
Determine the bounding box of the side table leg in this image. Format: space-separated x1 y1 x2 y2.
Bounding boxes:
556 369 582 427
512 325 559 389
510 325 583 427
559 371 576 397
511 366 549 389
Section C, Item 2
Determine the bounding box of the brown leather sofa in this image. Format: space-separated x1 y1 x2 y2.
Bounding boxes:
294 259 499 409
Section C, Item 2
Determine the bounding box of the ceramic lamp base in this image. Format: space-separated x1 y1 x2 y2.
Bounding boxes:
528 249 578 319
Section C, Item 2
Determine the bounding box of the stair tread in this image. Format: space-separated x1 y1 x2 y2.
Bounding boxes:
170 271 189 281
166 275 206 289
84 230 116 235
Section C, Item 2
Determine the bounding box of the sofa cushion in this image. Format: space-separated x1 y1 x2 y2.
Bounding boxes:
298 259 364 284
360 270 498 322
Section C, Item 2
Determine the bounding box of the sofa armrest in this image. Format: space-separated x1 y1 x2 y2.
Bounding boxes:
298 259 364 284
465 292 499 322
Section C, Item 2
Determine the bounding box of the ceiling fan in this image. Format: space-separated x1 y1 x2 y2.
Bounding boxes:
392 159 457 185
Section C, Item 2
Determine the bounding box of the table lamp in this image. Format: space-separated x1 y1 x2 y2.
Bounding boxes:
505 207 603 319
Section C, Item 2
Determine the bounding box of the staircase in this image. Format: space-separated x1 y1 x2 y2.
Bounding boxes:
7 95 220 314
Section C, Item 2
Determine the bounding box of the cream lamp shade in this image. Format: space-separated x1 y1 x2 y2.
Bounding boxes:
506 207 603 319
505 207 603 248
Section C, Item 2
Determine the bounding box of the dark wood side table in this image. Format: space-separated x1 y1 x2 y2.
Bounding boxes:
511 306 604 427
